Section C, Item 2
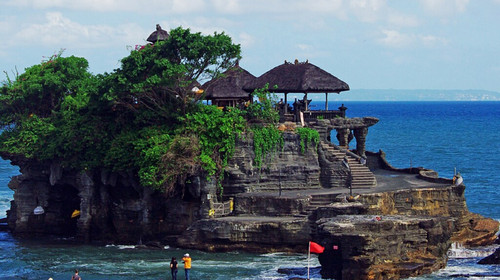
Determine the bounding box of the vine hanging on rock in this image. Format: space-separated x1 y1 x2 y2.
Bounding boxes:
296 127 319 154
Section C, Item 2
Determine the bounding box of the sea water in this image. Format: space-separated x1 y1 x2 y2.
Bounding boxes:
0 101 499 279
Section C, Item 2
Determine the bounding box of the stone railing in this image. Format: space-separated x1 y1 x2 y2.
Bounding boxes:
303 110 345 121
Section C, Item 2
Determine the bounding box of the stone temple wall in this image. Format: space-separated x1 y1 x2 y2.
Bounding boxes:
223 132 322 195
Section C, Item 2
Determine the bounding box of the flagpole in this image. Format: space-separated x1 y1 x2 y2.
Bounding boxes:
308 241 311 280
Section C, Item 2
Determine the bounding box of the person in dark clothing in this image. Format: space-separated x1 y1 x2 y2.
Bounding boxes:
71 269 81 280
170 257 178 280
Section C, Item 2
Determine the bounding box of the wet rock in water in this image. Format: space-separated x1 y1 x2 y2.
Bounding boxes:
478 247 500 264
277 266 320 280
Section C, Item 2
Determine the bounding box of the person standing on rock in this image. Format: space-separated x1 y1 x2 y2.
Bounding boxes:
170 257 178 280
182 253 192 280
71 269 81 280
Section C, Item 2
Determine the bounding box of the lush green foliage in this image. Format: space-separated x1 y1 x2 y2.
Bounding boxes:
0 114 55 159
251 125 283 169
0 52 94 125
104 27 241 124
0 27 303 198
0 27 242 197
296 127 320 153
245 84 280 124
181 105 246 197
0 52 108 168
245 85 284 169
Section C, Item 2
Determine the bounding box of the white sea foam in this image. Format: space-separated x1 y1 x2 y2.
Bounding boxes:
104 244 137 250
447 242 498 259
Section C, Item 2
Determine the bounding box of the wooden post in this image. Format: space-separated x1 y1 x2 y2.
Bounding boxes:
284 93 288 114
305 92 309 111
325 92 328 110
307 241 311 280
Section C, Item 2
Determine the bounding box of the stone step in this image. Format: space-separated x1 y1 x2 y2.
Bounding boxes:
351 170 372 174
352 177 376 182
352 182 375 185
348 165 370 170
349 166 370 170
351 185 373 189
352 176 375 180
353 175 373 178
352 181 375 185
351 173 373 176
352 180 376 185
352 175 373 179
351 171 371 175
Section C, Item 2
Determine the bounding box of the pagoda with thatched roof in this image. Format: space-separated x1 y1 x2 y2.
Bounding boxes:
245 59 349 94
147 24 170 43
202 62 256 108
244 59 349 122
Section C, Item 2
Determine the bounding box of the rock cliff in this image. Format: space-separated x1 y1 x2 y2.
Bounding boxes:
4 132 322 243
3 131 499 280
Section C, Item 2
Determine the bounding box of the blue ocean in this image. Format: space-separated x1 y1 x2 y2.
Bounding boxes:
0 101 499 280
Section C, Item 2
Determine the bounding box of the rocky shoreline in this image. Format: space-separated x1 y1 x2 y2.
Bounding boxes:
2 130 499 280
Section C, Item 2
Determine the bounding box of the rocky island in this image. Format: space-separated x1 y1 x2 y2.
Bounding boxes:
1 25 498 280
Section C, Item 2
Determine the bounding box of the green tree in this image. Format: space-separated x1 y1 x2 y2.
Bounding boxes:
245 84 280 124
0 52 93 126
0 27 248 198
105 27 241 125
0 53 103 166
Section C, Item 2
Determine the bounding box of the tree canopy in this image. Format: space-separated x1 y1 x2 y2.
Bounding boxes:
0 27 247 194
105 27 241 124
0 27 288 198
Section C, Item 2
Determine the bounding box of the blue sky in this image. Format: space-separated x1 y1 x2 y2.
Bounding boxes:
1 0 500 94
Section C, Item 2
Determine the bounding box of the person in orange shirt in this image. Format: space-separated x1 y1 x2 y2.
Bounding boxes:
182 253 192 280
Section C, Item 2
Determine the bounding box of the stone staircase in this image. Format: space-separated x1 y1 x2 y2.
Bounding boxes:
304 193 338 237
347 157 377 189
320 141 376 189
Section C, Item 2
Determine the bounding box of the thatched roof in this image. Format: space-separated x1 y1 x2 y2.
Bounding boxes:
202 63 256 99
147 24 170 43
244 60 349 93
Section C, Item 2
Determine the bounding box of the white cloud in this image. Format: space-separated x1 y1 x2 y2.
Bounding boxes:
378 30 414 48
349 0 387 22
420 35 448 47
378 29 448 48
297 44 313 51
347 0 420 28
211 0 243 14
294 0 345 15
419 0 469 17
12 12 145 49
6 0 349 18
238 32 255 48
6 0 208 14
171 0 207 14
0 17 15 35
387 13 420 27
